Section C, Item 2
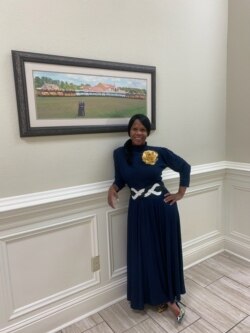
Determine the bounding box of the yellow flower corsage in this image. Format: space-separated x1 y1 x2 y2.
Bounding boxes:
142 150 158 165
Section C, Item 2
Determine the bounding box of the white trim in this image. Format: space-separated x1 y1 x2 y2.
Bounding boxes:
0 278 127 333
0 181 111 213
182 230 221 250
1 161 250 213
224 236 250 261
184 249 224 270
47 294 127 333
183 231 225 268
106 208 127 280
0 215 100 320
224 249 250 263
225 161 250 172
190 161 227 175
230 230 250 243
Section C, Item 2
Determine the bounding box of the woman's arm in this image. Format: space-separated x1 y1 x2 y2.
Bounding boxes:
159 147 191 205
108 148 126 209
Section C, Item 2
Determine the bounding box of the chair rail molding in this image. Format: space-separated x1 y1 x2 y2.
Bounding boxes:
3 160 249 214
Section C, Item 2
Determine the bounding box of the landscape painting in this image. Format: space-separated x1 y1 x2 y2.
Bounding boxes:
34 71 147 120
12 51 156 136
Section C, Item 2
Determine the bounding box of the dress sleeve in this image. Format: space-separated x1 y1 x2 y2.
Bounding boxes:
160 147 191 187
113 149 126 191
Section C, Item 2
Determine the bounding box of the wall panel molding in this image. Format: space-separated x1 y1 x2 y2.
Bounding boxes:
224 169 250 260
0 215 100 322
0 160 250 333
106 207 128 280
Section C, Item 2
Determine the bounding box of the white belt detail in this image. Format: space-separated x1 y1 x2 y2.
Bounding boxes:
144 183 162 197
131 183 162 200
131 188 145 200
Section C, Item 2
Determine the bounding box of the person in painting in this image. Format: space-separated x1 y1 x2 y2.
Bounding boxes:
107 114 191 323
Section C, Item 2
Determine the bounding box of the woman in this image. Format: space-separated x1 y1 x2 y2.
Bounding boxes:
108 114 190 323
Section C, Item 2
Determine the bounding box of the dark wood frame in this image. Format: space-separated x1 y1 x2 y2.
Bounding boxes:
12 50 156 137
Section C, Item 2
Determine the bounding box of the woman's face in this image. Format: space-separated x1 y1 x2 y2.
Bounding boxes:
129 119 148 145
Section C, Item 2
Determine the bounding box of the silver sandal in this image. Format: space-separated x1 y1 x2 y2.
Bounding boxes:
176 302 185 323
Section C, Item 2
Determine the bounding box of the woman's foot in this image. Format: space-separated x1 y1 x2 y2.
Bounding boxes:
167 301 185 323
157 303 168 313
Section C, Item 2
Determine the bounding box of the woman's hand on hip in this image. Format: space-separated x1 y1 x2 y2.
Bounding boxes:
164 186 187 205
108 185 119 209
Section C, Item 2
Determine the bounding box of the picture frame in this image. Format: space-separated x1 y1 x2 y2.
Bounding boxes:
12 50 156 136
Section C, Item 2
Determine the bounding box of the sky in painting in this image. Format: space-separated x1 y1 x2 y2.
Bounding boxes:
33 71 147 89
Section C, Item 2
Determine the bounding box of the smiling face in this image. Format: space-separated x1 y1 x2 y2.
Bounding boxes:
129 119 148 146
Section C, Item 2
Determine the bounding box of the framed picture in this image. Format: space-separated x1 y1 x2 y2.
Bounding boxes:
12 50 156 136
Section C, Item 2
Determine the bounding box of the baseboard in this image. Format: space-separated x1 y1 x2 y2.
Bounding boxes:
183 233 225 269
0 279 126 333
224 236 250 261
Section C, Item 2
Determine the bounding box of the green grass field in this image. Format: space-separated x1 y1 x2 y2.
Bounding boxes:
35 96 146 119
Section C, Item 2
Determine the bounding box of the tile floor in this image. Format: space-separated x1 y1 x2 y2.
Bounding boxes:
56 252 250 333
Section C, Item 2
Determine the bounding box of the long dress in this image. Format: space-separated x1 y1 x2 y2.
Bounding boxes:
113 143 191 310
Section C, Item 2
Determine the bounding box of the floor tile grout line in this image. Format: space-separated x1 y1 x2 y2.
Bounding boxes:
226 276 250 289
191 317 226 333
178 317 201 333
224 315 249 333
146 306 202 333
184 272 225 289
97 311 119 333
204 273 250 291
146 309 177 333
203 274 227 288
184 278 248 331
98 305 150 333
100 318 116 333
204 276 250 316
205 255 250 278
121 317 154 333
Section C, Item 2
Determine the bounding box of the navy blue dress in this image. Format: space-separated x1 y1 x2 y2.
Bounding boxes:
113 143 191 310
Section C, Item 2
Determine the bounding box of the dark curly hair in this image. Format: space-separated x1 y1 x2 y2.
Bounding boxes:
124 114 151 165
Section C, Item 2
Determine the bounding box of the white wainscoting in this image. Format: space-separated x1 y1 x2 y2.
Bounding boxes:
224 166 250 260
0 161 249 333
106 207 128 280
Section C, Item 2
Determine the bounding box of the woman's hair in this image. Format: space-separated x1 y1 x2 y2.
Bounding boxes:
124 114 151 165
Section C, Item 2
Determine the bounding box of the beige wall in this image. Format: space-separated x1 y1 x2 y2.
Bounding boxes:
0 0 228 198
227 0 250 162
